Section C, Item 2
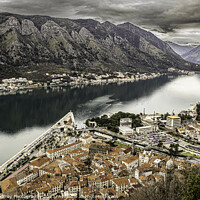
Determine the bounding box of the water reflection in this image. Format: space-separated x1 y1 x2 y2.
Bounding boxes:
0 76 170 133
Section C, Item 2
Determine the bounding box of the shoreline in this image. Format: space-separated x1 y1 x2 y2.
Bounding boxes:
0 72 165 96
0 69 196 96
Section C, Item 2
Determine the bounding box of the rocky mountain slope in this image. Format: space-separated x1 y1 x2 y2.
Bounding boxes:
0 13 197 78
182 45 200 64
167 42 195 56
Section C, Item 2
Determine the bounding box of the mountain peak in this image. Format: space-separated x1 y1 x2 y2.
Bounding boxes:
182 44 200 64
0 12 198 79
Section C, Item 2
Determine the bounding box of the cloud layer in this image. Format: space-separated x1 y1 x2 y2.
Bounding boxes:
0 0 200 44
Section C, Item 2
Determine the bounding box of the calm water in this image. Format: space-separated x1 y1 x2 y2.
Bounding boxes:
1 75 200 164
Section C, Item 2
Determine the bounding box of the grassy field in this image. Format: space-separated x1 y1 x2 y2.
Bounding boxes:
179 152 200 158
114 142 130 147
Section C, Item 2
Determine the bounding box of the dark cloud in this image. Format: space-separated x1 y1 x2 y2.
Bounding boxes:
0 0 200 44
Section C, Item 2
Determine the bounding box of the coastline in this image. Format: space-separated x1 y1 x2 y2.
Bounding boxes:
0 72 165 96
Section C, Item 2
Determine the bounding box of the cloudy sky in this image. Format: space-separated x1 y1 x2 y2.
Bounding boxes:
0 0 200 45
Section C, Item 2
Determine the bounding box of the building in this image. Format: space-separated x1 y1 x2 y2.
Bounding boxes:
122 155 138 170
89 142 110 155
120 118 132 128
80 136 93 144
136 125 158 134
29 157 51 170
112 177 130 193
0 177 20 196
46 141 82 159
166 116 181 129
185 145 200 156
16 169 39 185
87 121 97 128
119 126 133 135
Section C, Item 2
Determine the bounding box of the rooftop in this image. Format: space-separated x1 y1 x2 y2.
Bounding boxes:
112 177 129 186
30 157 50 167
168 116 180 119
46 141 82 154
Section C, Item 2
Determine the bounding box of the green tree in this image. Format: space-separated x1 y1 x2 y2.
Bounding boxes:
169 143 179 155
183 172 200 200
158 142 163 148
86 112 142 132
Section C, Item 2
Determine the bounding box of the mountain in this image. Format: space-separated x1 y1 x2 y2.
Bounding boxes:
0 13 197 79
167 41 195 56
182 45 200 64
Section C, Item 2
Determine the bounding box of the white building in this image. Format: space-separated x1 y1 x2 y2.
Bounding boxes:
122 155 138 170
17 169 39 185
88 121 97 128
46 141 82 159
80 136 93 144
119 126 133 135
120 118 132 128
166 116 181 129
136 125 158 134
112 177 130 193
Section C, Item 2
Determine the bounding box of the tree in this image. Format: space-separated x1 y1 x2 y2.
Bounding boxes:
183 171 200 200
130 166 200 200
86 112 142 132
158 142 163 148
169 144 179 155
162 112 170 120
196 104 200 121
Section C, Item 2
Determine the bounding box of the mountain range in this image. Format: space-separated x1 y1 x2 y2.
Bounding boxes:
0 13 198 79
182 45 200 64
167 42 196 56
167 42 200 64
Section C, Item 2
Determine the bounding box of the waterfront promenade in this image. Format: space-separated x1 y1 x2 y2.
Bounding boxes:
0 112 75 173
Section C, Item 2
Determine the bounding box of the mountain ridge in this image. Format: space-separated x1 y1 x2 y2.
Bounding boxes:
182 45 200 64
167 41 196 56
0 13 198 79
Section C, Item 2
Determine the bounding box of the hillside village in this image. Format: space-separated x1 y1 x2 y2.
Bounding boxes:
0 133 197 200
0 102 200 199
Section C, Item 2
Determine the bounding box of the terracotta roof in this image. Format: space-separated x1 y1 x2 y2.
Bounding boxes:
49 180 60 188
40 161 61 175
129 178 138 184
73 152 88 160
81 136 92 139
30 157 50 167
68 148 86 155
46 141 82 154
139 175 147 181
0 177 18 194
107 187 117 195
137 163 151 172
122 155 138 164
112 177 129 186
68 181 79 187
37 185 51 193
82 186 96 193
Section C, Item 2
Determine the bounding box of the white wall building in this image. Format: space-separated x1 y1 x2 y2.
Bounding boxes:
136 125 158 134
166 116 181 129
120 118 132 128
119 126 133 135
